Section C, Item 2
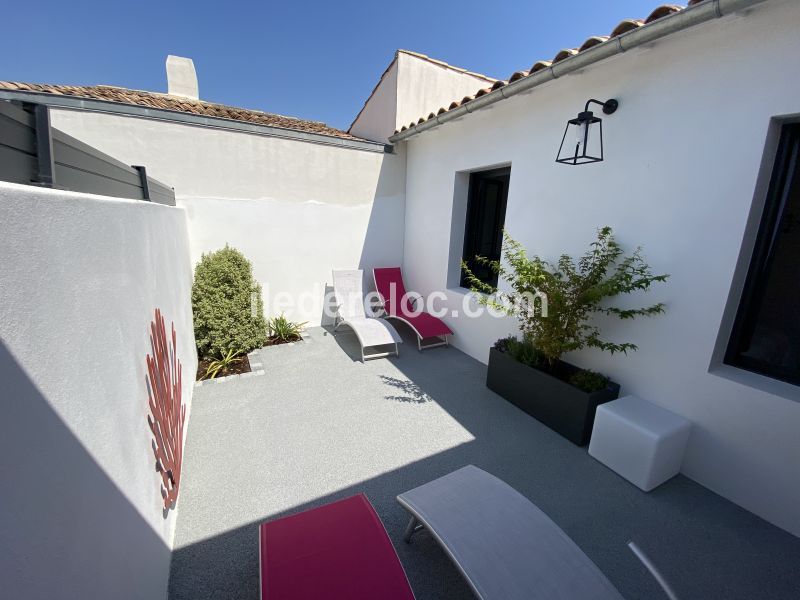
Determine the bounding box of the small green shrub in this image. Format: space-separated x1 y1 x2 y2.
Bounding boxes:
495 336 546 369
203 349 242 380
495 335 608 391
267 314 307 344
568 369 610 393
192 245 267 359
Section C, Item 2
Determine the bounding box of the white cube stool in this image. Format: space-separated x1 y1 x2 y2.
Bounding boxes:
589 395 691 491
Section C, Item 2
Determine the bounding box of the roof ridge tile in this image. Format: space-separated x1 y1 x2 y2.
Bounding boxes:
397 49 498 82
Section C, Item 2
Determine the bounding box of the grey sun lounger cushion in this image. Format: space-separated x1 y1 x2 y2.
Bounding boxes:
332 269 402 360
397 465 624 600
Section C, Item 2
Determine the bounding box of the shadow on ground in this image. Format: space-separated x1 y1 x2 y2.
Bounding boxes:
169 328 800 600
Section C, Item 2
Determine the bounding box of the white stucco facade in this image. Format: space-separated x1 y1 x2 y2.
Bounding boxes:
394 51 495 133
349 58 399 143
399 0 800 536
50 111 407 325
350 50 497 143
0 183 196 599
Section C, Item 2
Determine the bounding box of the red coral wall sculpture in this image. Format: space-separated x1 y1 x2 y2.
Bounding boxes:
146 308 186 509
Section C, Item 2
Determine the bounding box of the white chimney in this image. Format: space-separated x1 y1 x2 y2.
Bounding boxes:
166 55 199 100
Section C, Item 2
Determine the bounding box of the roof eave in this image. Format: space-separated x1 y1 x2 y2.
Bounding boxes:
389 0 769 143
0 89 390 154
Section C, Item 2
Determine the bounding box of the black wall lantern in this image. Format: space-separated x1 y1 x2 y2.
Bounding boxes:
556 98 619 165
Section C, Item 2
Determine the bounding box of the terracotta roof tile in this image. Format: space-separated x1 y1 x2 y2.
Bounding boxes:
530 60 553 73
0 81 362 141
397 2 703 138
553 48 579 63
610 19 645 37
645 4 684 23
579 36 610 52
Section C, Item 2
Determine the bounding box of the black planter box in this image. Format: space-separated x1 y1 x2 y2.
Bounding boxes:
486 347 620 446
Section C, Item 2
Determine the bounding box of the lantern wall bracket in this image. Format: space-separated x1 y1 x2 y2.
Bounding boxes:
573 99 619 125
584 98 619 116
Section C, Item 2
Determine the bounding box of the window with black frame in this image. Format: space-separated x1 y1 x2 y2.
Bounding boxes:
725 124 800 385
460 167 511 288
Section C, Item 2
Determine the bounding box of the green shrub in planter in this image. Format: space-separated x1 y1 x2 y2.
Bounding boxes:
465 226 668 372
468 227 667 444
494 336 610 393
192 245 267 359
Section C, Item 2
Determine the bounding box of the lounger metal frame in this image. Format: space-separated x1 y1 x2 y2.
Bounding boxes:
372 272 450 352
381 314 448 352
333 309 400 362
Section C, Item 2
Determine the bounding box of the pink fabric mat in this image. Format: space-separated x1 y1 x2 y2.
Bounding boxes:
259 494 415 600
374 267 453 339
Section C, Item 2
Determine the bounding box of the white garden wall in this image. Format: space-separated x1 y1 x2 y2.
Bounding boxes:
49 111 406 325
400 0 800 536
0 182 196 599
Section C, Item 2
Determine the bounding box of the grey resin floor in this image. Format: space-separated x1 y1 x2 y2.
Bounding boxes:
169 326 800 600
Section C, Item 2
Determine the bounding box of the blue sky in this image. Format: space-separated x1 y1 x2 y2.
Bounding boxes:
2 1 659 131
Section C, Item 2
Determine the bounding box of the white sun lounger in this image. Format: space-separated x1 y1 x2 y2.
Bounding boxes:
332 269 402 362
398 465 625 600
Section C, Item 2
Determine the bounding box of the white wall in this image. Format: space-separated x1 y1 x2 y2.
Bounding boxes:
350 59 399 143
395 51 495 134
351 50 497 143
0 183 196 599
401 0 800 536
50 111 407 325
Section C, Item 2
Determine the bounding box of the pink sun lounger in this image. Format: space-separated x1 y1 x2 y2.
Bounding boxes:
259 494 415 600
373 267 452 351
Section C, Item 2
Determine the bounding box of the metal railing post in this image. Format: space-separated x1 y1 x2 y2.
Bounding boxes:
32 104 55 187
133 165 151 201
